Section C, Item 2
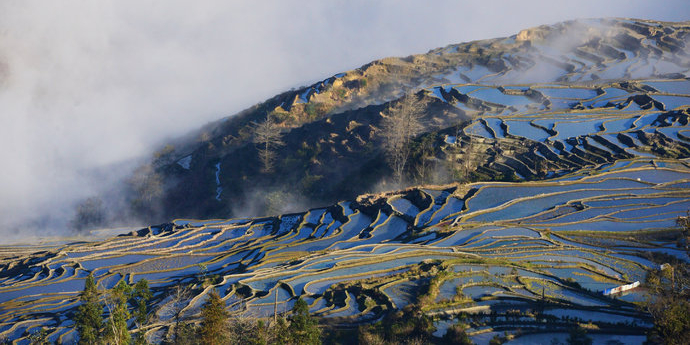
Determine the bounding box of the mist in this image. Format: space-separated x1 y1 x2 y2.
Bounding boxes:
1 1 688 242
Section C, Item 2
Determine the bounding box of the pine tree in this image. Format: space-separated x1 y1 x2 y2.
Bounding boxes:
75 274 102 345
287 298 321 345
199 290 229 345
274 316 290 345
104 280 132 345
253 319 270 345
132 279 152 345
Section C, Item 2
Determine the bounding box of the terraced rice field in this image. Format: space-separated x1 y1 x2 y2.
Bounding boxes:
2 18 690 343
0 158 687 342
426 78 690 183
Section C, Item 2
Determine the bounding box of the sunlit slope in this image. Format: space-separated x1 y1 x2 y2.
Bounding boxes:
137 18 690 221
276 18 690 114
422 79 690 180
1 158 689 342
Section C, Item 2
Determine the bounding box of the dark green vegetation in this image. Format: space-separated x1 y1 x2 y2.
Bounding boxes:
72 276 151 344
72 281 321 345
74 275 100 344
1 17 689 344
199 290 229 344
642 215 690 344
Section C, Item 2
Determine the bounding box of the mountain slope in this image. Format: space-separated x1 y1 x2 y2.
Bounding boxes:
1 157 689 342
115 18 690 226
3 18 690 343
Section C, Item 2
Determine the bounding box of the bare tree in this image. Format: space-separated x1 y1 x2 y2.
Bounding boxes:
71 197 106 232
380 93 426 185
253 117 284 173
459 124 478 182
677 213 690 255
127 163 164 218
413 135 436 185
161 284 194 344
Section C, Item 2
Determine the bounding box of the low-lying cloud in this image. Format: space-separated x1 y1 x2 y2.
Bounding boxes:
1 0 687 242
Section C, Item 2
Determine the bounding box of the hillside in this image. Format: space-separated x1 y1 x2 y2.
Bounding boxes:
108 17 690 226
1 18 690 343
2 158 689 342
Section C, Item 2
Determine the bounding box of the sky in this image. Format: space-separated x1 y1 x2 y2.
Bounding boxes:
0 0 688 241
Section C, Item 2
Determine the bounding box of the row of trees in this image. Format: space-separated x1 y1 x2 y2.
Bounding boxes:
75 275 151 345
73 275 321 345
179 291 321 345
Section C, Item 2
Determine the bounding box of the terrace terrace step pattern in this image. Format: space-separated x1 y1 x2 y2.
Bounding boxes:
0 158 688 342
147 18 690 227
427 79 690 182
3 18 690 343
